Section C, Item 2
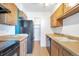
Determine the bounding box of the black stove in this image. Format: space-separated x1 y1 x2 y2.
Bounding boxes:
0 40 19 56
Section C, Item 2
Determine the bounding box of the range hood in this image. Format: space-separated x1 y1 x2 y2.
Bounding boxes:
0 4 11 13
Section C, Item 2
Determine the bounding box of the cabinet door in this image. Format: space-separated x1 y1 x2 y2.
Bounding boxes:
19 10 27 19
64 3 77 13
51 40 59 56
20 39 26 56
56 4 64 19
62 49 72 56
5 10 17 25
51 13 58 27
51 18 63 27
51 12 62 27
64 3 72 13
50 4 64 27
0 14 6 24
58 46 63 56
2 3 17 11
1 3 17 25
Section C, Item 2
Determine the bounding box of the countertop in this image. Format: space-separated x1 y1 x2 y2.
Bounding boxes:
46 34 79 56
0 34 28 42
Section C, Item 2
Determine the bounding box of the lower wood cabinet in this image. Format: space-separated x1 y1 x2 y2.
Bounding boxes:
46 36 73 56
58 46 63 56
19 39 27 56
51 40 59 56
50 40 72 56
62 49 72 56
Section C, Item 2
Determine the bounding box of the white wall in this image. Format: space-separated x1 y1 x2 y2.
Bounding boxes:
0 24 15 35
52 13 79 36
40 12 53 47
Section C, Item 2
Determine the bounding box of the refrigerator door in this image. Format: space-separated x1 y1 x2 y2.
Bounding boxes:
16 19 34 54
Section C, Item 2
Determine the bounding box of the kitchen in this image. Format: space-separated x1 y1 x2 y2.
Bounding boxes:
0 2 79 56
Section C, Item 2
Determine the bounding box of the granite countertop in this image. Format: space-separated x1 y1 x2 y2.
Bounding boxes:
46 34 79 56
0 34 28 42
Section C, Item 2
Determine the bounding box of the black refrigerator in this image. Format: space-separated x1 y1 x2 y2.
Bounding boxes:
15 17 34 53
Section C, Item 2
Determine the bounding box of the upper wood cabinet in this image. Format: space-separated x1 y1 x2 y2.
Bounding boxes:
0 3 17 25
51 4 64 27
64 3 78 13
18 10 27 19
64 3 72 13
51 3 79 27
55 4 64 19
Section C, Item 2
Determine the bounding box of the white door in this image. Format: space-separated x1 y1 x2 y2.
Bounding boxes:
34 25 40 41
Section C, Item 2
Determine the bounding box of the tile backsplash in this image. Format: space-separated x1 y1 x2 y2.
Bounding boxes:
0 24 15 35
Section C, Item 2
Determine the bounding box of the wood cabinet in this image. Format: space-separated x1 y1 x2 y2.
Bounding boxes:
0 14 6 24
46 35 73 56
64 3 72 13
51 4 64 27
59 4 79 20
62 49 72 56
19 10 27 19
51 40 59 56
51 40 72 56
51 3 79 27
64 3 78 13
58 46 63 56
51 40 63 56
51 12 60 27
55 4 64 19
19 38 27 56
0 3 17 25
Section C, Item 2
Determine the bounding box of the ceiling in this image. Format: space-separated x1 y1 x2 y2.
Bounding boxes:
16 3 57 12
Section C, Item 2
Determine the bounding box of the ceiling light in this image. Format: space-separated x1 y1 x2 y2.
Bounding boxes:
39 3 52 7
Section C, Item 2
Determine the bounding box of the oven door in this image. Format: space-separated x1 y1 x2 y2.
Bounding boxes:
0 40 19 56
